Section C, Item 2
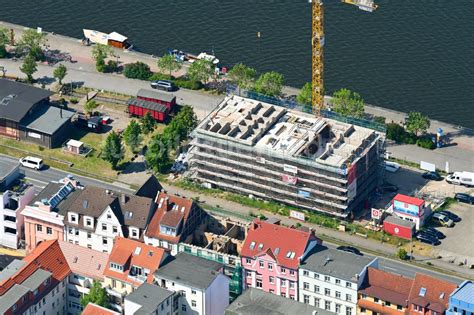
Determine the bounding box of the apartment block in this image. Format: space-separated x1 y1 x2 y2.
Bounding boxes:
188 95 384 218
447 281 474 315
298 245 377 315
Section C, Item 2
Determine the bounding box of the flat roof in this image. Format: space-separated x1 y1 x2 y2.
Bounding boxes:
0 259 26 282
385 215 416 229
195 95 379 168
128 98 168 113
451 281 474 303
0 283 30 314
0 159 19 182
66 139 83 147
21 268 51 291
137 89 176 103
21 106 74 135
300 245 375 282
0 79 53 122
125 283 174 312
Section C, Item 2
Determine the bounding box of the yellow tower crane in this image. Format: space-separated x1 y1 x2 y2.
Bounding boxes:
311 0 378 116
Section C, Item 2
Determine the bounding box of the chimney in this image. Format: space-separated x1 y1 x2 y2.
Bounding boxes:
121 193 126 204
60 107 63 118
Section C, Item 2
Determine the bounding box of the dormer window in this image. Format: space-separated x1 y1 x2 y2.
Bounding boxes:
85 218 92 227
69 213 78 224
110 262 123 272
131 228 139 239
250 241 256 250
258 243 264 250
107 213 112 219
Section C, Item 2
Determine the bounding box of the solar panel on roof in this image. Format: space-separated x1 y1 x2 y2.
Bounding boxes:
48 182 74 209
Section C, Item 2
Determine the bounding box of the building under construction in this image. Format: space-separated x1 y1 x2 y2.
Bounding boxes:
188 96 385 218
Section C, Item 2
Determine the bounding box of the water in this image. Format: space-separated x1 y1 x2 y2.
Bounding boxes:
1 0 472 127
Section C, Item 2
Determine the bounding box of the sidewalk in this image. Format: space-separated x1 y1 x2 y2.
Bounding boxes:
162 182 474 280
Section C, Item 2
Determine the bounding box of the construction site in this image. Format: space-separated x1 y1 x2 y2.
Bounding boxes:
188 96 385 218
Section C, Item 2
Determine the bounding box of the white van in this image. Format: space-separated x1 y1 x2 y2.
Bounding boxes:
384 161 400 173
19 156 44 170
446 171 474 187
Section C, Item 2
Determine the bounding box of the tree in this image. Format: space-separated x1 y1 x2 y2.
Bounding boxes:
17 29 47 60
227 63 257 90
84 100 99 115
140 112 156 134
331 88 365 118
146 134 170 172
397 248 408 260
123 61 152 80
254 71 284 97
80 281 110 308
173 105 197 141
20 54 37 82
188 59 214 84
53 64 67 84
157 54 182 77
102 131 124 169
0 28 9 58
405 111 430 136
297 82 312 109
123 120 142 152
91 44 111 73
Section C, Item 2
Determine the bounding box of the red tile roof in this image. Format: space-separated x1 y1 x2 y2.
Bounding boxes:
104 237 167 285
393 194 425 207
240 220 317 269
408 273 457 313
145 192 194 243
0 239 71 296
82 303 120 315
359 267 413 306
58 241 109 280
358 299 405 315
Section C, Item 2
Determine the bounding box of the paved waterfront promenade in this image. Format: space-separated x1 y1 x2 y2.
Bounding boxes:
0 20 472 172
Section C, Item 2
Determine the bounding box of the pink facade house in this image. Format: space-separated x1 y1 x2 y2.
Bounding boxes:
21 177 80 253
241 219 321 300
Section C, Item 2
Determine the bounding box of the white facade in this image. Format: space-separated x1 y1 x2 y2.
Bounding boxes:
0 185 35 249
144 236 179 255
298 260 378 315
155 274 229 315
25 278 68 315
66 273 96 314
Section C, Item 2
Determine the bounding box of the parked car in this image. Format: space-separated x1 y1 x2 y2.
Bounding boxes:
432 212 454 227
385 161 400 173
19 156 44 170
416 233 441 246
150 80 175 91
380 183 399 192
438 210 461 222
454 193 474 204
423 227 445 239
422 171 442 181
336 246 362 256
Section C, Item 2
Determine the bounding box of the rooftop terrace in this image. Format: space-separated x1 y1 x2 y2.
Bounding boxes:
196 96 380 168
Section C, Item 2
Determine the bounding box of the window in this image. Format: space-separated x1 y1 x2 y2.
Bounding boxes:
346 306 353 315
259 260 264 268
361 294 367 299
303 294 310 304
336 291 341 299
268 263 273 270
113 226 117 234
87 244 92 249
70 214 77 223
315 297 320 308
289 281 295 288
314 273 320 279
346 282 352 288
386 302 391 307
361 308 366 313
303 282 309 290
397 305 403 311
102 224 107 231
87 232 91 239
36 224 42 232
182 305 187 312
12 305 17 312
131 229 138 238
47 227 52 235
303 270 309 276
86 218 92 226
314 285 320 293
269 276 274 284
325 288 331 296
325 275 330 282
374 297 379 303
281 267 286 274
192 290 196 295
34 289 39 296
246 258 251 264
256 279 262 288
281 279 286 287
191 300 196 308
336 304 341 313
336 279 341 285
325 300 331 310
346 294 352 302
102 237 108 245
107 213 112 219
68 227 73 234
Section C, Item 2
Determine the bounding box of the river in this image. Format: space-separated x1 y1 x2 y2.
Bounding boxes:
0 0 472 127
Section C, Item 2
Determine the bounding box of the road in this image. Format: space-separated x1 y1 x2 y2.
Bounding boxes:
0 156 466 283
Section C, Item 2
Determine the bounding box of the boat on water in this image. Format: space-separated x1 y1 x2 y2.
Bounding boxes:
83 29 132 49
169 49 219 65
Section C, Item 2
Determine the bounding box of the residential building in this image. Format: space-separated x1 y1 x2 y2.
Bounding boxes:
240 219 321 300
63 185 155 253
0 161 35 249
188 95 385 218
134 175 163 199
145 191 204 254
299 245 378 315
0 239 70 315
104 237 168 312
389 194 431 230
21 177 81 253
82 303 120 315
0 79 74 148
124 283 175 315
447 281 474 315
154 252 230 315
225 287 332 315
58 241 109 314
357 267 414 315
408 273 458 315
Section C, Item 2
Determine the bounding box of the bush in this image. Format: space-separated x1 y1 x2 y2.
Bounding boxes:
123 62 152 80
70 97 78 104
149 72 173 81
386 123 405 142
416 136 436 149
174 79 202 90
397 248 408 260
373 116 386 124
106 60 119 73
401 132 417 144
